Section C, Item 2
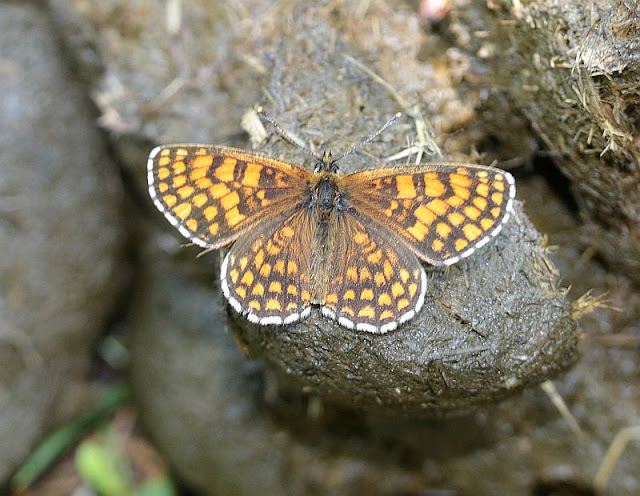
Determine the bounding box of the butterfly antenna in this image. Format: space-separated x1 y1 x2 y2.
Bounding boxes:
333 112 402 163
256 106 324 162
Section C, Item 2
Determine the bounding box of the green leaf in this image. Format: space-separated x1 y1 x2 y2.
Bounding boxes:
134 477 177 496
10 383 130 491
75 439 131 496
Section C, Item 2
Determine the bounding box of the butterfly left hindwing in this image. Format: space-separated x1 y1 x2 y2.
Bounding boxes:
220 208 315 326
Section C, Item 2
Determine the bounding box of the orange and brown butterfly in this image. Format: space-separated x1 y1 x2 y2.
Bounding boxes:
147 113 515 333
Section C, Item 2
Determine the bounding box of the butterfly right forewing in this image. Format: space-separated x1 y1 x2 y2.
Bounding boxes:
344 164 515 265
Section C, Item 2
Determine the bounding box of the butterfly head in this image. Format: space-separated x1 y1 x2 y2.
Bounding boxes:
313 150 339 174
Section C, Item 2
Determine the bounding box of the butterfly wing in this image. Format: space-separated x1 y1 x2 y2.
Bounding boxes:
321 210 426 334
220 207 316 325
147 145 311 249
343 164 515 265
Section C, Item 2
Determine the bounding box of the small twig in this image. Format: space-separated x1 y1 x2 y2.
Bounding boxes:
342 54 442 164
341 54 409 108
241 107 268 148
571 289 618 321
540 380 585 439
593 425 640 493
166 0 183 35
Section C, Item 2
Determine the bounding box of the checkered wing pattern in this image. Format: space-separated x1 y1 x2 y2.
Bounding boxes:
344 164 516 265
147 145 310 248
321 212 427 334
220 208 315 326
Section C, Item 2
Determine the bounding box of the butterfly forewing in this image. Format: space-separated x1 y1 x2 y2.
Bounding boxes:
220 208 315 325
321 212 426 333
344 164 516 265
147 145 311 248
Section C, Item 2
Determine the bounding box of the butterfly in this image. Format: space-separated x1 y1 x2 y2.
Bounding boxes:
147 117 515 334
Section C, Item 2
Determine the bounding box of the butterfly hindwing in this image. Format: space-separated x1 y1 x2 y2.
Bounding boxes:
220 208 315 325
320 211 427 333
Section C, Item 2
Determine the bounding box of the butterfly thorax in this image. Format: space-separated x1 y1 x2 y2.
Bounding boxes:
305 171 352 215
308 152 345 213
315 174 339 210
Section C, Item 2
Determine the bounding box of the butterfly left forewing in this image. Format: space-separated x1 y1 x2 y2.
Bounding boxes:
147 145 311 249
343 164 515 265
